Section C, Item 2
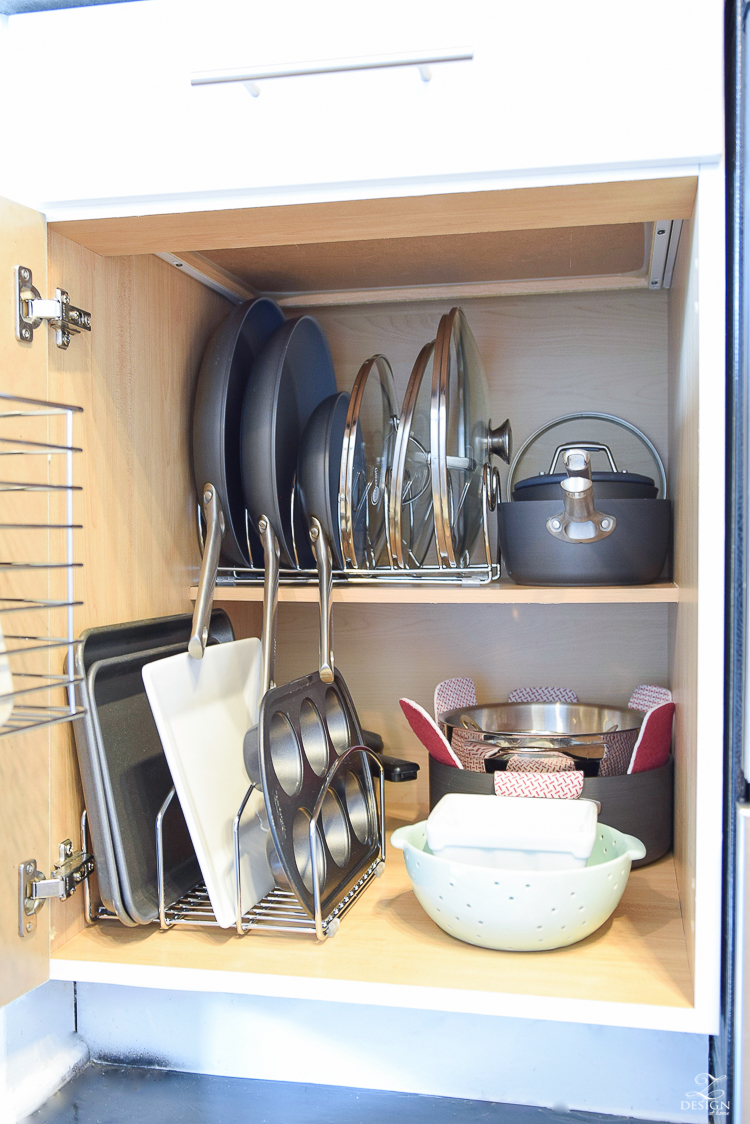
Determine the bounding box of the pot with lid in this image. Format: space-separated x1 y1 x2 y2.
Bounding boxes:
497 412 671 586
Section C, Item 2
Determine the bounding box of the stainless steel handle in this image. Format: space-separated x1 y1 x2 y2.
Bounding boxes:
188 484 225 660
548 441 617 476
545 450 617 545
191 48 473 90
562 447 593 480
488 419 512 464
259 516 280 696
309 517 334 684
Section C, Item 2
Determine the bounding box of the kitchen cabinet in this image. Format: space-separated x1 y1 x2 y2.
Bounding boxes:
0 0 723 220
0 162 725 1044
0 12 729 1119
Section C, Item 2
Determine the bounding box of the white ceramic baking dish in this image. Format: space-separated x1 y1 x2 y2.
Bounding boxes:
425 793 600 871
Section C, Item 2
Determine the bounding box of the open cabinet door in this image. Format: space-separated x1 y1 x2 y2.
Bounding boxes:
0 195 52 1005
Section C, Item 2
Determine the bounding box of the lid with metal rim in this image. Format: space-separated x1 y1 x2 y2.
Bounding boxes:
507 412 668 500
339 355 399 570
388 341 438 569
430 308 511 568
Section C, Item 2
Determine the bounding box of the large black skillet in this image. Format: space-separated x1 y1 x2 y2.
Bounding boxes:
192 298 285 568
189 299 285 659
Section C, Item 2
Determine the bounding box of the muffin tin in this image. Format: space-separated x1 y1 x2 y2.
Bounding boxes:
259 669 380 919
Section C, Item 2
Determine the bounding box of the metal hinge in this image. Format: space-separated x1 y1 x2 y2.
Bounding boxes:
15 265 92 350
18 839 95 937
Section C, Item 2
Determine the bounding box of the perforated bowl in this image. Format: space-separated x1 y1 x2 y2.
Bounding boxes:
390 821 645 951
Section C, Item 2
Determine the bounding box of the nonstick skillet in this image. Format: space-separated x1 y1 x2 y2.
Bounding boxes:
190 298 285 658
240 315 337 571
192 297 285 568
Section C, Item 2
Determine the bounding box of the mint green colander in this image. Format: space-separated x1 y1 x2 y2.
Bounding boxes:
391 821 645 951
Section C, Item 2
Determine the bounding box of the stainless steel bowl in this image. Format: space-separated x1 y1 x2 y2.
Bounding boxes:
439 702 643 764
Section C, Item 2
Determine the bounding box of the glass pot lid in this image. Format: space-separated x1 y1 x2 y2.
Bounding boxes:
431 308 511 567
388 341 439 569
339 355 399 569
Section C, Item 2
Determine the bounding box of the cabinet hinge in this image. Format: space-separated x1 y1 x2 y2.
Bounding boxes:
15 265 92 350
18 840 95 937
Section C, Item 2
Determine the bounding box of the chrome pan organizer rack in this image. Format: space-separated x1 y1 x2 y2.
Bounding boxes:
209 464 501 588
85 747 386 940
0 392 85 737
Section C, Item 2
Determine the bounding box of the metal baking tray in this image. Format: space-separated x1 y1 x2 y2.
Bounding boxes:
72 610 233 923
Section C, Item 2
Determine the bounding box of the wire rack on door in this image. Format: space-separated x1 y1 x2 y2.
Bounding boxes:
0 391 85 738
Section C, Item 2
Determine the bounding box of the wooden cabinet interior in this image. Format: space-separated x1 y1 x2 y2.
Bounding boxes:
41 175 719 1032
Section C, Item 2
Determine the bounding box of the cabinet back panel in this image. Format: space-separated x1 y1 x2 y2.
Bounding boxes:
224 602 670 824
310 290 669 488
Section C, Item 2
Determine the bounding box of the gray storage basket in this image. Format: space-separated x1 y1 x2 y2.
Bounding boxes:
427 756 673 868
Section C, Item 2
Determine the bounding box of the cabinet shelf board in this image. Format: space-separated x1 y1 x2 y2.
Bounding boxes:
48 179 697 258
51 841 696 1033
192 582 680 606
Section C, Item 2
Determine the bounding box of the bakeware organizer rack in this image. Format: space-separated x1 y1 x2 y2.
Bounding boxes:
208 464 501 588
0 392 85 738
85 747 386 940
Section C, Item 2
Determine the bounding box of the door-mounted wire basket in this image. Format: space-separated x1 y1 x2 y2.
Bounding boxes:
0 392 85 737
84 747 386 940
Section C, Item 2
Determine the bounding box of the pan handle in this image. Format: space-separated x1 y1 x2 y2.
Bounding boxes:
545 449 616 544
188 484 225 660
259 515 280 696
309 516 334 684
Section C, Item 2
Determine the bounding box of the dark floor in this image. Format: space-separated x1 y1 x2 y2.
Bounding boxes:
25 1063 663 1124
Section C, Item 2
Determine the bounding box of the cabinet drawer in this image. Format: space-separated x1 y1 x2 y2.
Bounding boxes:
3 0 723 218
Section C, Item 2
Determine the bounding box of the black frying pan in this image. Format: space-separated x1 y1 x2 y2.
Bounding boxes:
240 316 337 570
192 298 285 568
297 392 350 571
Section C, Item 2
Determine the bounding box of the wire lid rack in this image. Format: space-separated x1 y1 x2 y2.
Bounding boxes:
85 747 386 940
0 392 84 738
206 464 501 588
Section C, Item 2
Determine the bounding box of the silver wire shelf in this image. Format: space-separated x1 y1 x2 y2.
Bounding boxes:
84 748 386 941
203 464 501 588
0 392 84 738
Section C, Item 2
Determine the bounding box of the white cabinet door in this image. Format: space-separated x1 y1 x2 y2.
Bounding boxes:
0 0 723 220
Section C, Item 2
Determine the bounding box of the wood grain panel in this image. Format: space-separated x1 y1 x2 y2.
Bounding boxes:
204 582 679 606
276 274 649 309
204 224 649 295
0 197 52 1005
667 214 698 982
52 848 691 1014
47 234 231 950
49 178 697 258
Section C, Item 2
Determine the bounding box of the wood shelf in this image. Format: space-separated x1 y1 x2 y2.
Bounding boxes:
51 825 695 1032
192 581 680 606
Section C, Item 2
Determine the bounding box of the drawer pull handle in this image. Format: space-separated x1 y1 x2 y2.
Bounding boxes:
191 48 473 93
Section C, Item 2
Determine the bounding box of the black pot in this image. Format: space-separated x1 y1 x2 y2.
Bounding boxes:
497 497 671 585
428 755 673 868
